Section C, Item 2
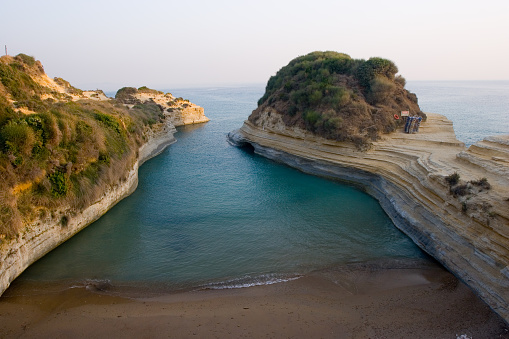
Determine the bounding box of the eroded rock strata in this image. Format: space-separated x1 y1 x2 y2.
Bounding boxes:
229 112 509 322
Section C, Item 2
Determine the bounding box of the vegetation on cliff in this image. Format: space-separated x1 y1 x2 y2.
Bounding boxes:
249 51 425 148
0 54 172 238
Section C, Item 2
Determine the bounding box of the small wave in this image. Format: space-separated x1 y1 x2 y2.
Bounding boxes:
197 273 302 290
69 279 112 292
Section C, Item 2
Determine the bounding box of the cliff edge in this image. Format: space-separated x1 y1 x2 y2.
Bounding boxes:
0 54 208 296
229 112 509 322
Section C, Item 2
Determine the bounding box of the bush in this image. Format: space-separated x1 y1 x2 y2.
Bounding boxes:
49 170 69 197
367 76 396 105
470 177 491 190
115 87 138 101
15 54 36 67
451 184 468 197
138 86 163 95
445 172 460 186
94 111 121 134
356 57 398 87
0 120 35 155
303 110 321 128
395 75 406 87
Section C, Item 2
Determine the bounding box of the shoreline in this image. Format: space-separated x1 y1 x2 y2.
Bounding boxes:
1 257 507 338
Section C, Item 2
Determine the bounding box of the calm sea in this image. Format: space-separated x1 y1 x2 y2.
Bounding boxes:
12 81 508 292
407 81 509 146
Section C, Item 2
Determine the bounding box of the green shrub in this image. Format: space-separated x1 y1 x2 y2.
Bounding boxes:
138 86 162 95
367 76 396 105
0 96 19 126
0 120 35 155
356 57 398 88
76 120 93 142
98 151 110 165
38 113 60 145
115 87 138 100
49 170 69 197
303 110 321 128
94 111 121 133
15 54 36 67
308 90 323 106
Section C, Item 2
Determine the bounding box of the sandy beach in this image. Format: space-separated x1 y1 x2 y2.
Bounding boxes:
0 260 507 339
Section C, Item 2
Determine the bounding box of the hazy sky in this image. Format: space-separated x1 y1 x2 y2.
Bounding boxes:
1 0 508 90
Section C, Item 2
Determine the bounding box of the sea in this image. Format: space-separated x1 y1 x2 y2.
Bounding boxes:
9 81 509 294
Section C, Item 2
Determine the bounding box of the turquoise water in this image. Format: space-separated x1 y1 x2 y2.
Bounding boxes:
18 86 426 290
18 81 508 292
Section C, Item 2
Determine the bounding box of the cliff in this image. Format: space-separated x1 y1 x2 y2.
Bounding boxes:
0 121 176 296
0 54 209 296
115 86 209 126
228 112 509 322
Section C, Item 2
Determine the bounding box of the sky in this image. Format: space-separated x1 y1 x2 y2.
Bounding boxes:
1 0 508 91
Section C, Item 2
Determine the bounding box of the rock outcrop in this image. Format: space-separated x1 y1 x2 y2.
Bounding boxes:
229 112 509 322
115 87 209 127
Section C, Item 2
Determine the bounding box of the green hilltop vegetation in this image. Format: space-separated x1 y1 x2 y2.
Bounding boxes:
0 54 172 238
250 51 425 148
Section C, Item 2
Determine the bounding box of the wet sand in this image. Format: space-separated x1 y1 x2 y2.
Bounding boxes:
0 261 507 339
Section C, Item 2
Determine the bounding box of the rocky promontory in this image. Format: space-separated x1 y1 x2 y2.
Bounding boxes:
0 54 208 296
229 52 509 322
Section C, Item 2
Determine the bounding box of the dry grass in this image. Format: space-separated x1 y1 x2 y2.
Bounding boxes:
0 55 167 238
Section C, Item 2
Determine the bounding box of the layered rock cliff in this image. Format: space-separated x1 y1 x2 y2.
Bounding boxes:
229 112 509 322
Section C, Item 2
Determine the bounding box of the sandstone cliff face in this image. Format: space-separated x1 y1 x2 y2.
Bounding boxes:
229 112 509 322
